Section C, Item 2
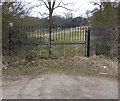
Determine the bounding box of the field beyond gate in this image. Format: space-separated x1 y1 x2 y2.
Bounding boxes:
9 26 89 59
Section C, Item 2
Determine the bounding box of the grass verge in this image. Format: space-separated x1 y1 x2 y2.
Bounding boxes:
2 55 118 79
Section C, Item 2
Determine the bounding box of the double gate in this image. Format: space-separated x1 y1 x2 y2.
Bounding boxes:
9 25 90 59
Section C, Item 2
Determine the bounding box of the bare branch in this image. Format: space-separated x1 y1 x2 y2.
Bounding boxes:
90 1 100 6
27 4 44 11
74 6 81 12
35 0 75 17
39 11 49 17
48 1 51 10
43 1 49 9
54 6 74 11
57 2 62 7
52 0 56 9
90 1 103 11
61 0 73 7
52 0 74 12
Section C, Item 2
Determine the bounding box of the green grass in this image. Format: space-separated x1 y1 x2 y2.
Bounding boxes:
16 29 87 59
52 30 85 43
24 29 85 43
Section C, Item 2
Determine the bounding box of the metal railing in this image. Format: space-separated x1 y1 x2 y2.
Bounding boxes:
8 25 90 59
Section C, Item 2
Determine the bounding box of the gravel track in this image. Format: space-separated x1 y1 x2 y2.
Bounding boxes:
2 74 118 99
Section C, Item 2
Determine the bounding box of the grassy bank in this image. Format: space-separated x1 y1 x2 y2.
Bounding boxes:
3 55 118 79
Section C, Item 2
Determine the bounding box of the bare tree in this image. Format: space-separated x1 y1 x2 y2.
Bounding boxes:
36 0 74 57
63 11 73 19
90 0 103 11
36 0 74 16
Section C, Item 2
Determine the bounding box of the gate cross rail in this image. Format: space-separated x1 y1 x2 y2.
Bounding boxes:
9 26 91 58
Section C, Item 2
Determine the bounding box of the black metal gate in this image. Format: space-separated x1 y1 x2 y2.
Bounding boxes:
9 25 90 59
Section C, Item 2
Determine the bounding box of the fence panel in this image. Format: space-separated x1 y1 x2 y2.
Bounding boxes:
9 25 89 60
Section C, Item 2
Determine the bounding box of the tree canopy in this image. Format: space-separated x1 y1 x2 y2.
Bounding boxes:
91 2 118 27
2 1 30 55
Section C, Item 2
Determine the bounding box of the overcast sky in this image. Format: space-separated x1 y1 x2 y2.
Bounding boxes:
21 0 120 18
22 0 120 17
24 0 100 18
2 0 117 18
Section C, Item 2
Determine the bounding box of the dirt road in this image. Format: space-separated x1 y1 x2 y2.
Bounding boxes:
2 74 118 99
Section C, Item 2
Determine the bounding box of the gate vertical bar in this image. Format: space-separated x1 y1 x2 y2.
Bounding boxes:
87 27 90 57
85 27 87 56
49 15 52 58
9 26 12 56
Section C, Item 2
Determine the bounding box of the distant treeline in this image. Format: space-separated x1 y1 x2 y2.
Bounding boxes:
13 16 89 28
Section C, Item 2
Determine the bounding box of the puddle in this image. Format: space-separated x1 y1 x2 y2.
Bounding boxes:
36 78 44 81
99 72 108 75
